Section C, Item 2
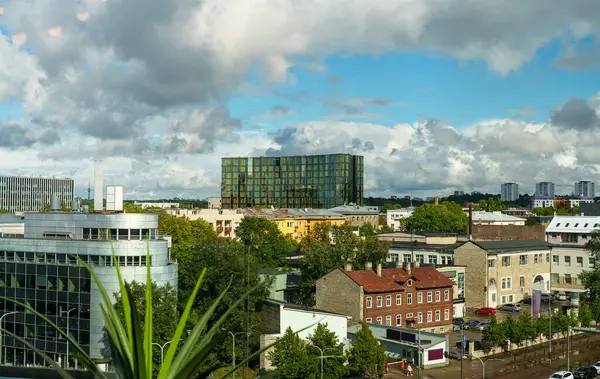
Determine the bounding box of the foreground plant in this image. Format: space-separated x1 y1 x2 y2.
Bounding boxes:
0 248 263 379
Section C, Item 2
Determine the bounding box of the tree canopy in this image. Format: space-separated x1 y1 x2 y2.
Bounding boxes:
308 323 347 379
474 197 506 212
403 202 468 234
235 217 297 267
347 322 386 377
268 327 318 379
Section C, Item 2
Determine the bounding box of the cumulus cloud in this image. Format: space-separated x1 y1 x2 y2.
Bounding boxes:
550 98 600 130
1 0 600 198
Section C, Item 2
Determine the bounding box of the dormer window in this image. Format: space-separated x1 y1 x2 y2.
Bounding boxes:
407 279 412 287
556 223 561 227
575 223 579 227
565 223 570 227
585 223 589 227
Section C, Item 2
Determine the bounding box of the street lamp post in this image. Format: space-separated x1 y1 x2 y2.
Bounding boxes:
471 356 503 379
152 341 172 367
308 345 324 379
224 331 250 378
61 308 76 368
0 311 17 365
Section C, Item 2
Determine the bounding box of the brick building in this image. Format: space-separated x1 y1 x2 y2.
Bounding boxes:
316 262 454 333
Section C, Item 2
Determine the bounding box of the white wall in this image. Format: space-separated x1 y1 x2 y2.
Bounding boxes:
423 340 447 366
0 224 24 235
280 307 348 344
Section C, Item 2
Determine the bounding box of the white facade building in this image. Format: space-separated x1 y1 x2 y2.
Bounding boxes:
167 208 244 238
546 216 598 294
469 211 526 226
0 214 24 236
259 299 350 370
386 207 415 230
536 182 555 197
207 197 222 209
575 181 595 197
134 202 180 209
530 196 594 209
500 182 519 202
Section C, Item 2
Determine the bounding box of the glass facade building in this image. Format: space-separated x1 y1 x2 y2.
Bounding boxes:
0 212 177 368
221 154 364 209
0 176 74 212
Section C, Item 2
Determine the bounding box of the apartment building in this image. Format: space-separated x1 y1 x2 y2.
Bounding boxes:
530 195 594 209
316 262 454 333
166 208 244 238
241 208 346 241
536 182 555 197
454 240 551 309
500 182 519 202
545 216 596 294
386 207 415 230
575 181 595 197
328 204 380 229
469 211 526 226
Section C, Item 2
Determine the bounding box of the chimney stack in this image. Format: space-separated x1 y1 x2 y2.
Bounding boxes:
414 260 420 269
365 262 373 270
94 160 104 212
468 203 473 241
396 259 403 268
377 263 382 277
345 262 352 272
404 262 411 275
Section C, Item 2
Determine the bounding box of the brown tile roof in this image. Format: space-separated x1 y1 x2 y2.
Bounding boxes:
340 266 454 293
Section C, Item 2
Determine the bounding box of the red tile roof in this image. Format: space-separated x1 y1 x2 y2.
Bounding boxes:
341 266 454 293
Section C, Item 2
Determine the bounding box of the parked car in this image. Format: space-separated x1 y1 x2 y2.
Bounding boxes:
463 320 481 330
474 321 489 331
474 307 497 316
501 303 521 312
555 293 568 301
445 351 463 360
452 318 465 331
541 293 555 301
549 371 573 379
574 366 597 379
593 361 600 374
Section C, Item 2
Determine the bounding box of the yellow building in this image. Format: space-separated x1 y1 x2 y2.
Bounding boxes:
241 208 346 241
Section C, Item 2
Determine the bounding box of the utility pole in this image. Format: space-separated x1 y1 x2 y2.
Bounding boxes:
417 328 421 379
460 325 464 379
567 326 571 372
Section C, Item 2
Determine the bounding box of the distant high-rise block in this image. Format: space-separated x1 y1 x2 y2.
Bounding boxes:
500 182 519 202
535 182 555 197
575 181 595 197
0 176 74 212
221 154 364 209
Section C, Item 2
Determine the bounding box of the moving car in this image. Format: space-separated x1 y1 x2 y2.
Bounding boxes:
463 320 481 330
574 366 597 379
444 351 463 360
501 303 521 312
549 371 573 379
593 361 600 374
474 307 497 316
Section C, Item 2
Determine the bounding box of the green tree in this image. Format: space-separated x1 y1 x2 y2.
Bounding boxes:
551 312 569 335
40 203 51 212
579 302 593 327
156 213 217 261
124 202 145 213
502 316 525 345
110 281 178 370
348 322 386 378
308 323 347 379
534 315 549 339
403 202 468 233
525 217 540 226
236 217 297 267
532 207 555 216
579 231 600 322
268 327 316 379
517 314 537 345
482 315 505 347
475 197 506 212
378 224 394 233
0 209 8 213
358 223 377 237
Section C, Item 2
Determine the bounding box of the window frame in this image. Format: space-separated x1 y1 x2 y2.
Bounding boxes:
417 292 423 304
366 296 372 308
396 294 402 306
386 295 392 307
376 296 383 308
435 291 440 302
427 292 433 303
444 309 450 320
444 290 450 301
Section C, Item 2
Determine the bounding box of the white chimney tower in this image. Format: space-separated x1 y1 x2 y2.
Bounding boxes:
94 161 104 211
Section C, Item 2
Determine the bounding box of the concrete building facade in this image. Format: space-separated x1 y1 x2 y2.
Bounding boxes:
575 181 595 197
167 208 244 238
454 240 551 309
536 182 555 197
0 212 177 367
386 208 415 231
0 176 74 212
500 183 519 202
328 205 380 229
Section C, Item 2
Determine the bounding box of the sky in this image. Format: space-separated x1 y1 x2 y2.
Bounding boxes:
1 0 600 200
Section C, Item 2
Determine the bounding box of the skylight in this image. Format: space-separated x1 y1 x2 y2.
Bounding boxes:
565 223 570 227
556 223 561 227
585 223 589 227
575 223 579 227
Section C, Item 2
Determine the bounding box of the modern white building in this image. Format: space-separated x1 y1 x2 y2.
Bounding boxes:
0 176 74 212
545 216 597 294
166 208 244 238
500 182 519 202
530 196 594 209
536 182 555 197
469 211 526 226
259 299 350 370
386 207 415 230
207 197 221 209
0 214 25 236
0 211 177 367
575 181 595 197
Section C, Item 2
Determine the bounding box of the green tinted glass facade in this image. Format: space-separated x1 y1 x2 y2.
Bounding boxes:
221 154 364 209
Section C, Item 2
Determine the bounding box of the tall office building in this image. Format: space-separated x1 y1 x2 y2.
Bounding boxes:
0 211 177 366
575 181 595 197
221 154 364 209
500 182 519 202
535 182 555 197
0 176 74 212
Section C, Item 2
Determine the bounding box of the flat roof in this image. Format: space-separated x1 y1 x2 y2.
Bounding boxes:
264 299 349 317
462 240 552 254
348 323 446 349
